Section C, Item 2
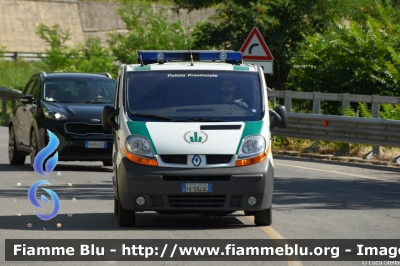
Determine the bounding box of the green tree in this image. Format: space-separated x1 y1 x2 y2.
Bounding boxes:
173 0 344 90
68 37 116 74
36 23 115 75
287 3 400 98
36 23 72 70
108 0 190 64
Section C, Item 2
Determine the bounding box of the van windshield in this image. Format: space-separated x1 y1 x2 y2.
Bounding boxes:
126 70 263 122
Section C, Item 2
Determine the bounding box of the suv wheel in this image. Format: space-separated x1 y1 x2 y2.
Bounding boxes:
254 206 272 226
9 127 26 165
118 197 135 227
30 131 38 169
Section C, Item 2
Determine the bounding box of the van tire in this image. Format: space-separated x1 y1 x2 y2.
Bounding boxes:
254 207 272 226
118 199 135 227
114 196 118 216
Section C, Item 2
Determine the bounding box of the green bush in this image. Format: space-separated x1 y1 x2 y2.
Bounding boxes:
36 23 116 76
36 23 72 71
0 45 5 57
0 60 49 90
287 3 400 100
108 0 190 64
0 112 10 127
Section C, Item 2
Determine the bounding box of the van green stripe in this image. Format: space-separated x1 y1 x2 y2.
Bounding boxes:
134 65 151 71
236 121 264 154
126 121 158 154
233 65 249 71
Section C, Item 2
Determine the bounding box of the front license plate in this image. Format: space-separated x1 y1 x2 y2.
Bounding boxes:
182 183 212 193
85 141 107 148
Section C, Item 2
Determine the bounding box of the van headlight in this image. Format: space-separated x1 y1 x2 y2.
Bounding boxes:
125 135 157 166
126 135 154 158
236 135 267 167
43 107 67 120
238 135 265 158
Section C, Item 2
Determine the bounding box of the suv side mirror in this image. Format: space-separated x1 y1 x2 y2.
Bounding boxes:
102 105 119 130
21 95 34 104
269 105 287 130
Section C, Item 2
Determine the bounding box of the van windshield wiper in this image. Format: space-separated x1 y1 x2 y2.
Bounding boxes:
130 112 173 121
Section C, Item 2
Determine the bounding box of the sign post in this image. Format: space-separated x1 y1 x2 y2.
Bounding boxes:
240 27 274 74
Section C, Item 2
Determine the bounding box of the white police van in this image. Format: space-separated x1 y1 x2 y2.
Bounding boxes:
103 50 287 227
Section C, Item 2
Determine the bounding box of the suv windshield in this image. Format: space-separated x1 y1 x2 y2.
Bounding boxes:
126 70 263 122
43 78 116 103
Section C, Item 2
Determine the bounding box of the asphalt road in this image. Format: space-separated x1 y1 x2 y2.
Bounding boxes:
0 125 399 266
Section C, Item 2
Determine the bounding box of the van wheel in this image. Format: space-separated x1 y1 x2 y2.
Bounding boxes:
30 131 38 169
9 127 26 165
118 198 135 227
102 160 113 166
114 196 118 216
254 207 272 226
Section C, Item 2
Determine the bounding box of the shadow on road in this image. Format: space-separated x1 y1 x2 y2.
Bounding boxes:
0 182 113 200
0 212 250 231
275 155 400 173
273 156 400 210
0 163 113 173
273 176 400 210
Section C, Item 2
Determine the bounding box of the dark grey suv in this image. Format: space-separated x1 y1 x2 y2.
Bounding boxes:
8 72 116 167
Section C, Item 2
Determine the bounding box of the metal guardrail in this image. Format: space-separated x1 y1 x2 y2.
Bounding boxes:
0 87 22 113
2 53 47 62
269 90 400 160
272 113 400 147
269 90 400 117
0 87 22 101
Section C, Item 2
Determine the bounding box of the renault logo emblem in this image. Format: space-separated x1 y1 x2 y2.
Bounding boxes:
192 155 201 166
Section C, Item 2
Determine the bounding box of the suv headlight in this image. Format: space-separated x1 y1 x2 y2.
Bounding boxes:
43 107 67 120
236 135 267 167
125 135 157 166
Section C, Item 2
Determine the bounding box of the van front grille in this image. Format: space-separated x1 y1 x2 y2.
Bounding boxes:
168 195 225 208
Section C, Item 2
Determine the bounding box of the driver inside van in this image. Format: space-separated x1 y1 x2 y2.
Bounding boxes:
218 78 248 107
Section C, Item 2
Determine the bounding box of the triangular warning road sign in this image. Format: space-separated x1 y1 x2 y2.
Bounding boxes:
240 27 274 61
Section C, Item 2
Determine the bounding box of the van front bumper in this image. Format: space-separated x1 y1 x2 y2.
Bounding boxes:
115 157 274 212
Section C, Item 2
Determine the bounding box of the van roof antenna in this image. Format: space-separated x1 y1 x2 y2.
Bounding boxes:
139 53 144 66
190 44 193 66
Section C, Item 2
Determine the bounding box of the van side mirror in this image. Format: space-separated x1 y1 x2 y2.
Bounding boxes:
102 105 119 130
269 105 287 130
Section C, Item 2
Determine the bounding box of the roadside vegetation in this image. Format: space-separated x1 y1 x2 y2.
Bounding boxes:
0 0 399 158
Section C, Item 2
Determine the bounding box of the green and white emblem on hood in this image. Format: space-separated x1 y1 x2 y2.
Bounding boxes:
184 131 208 144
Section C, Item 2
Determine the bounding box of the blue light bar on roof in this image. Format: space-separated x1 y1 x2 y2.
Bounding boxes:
137 50 242 64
